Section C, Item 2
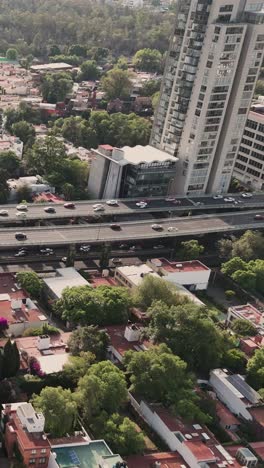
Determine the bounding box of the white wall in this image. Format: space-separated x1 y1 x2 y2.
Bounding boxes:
9 318 49 337
164 268 210 290
209 371 252 421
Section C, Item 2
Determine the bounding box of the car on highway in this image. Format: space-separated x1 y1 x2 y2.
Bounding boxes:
14 249 28 257
61 257 67 262
168 226 178 232
106 200 119 206
16 212 27 218
119 244 128 250
213 194 223 200
40 248 54 255
93 203 104 208
94 205 105 212
64 202 75 209
16 204 28 211
110 223 121 230
153 244 165 249
224 197 235 202
44 206 56 213
15 232 27 240
165 197 175 202
241 192 253 198
80 244 91 252
0 209 8 216
255 214 264 220
111 258 122 264
151 224 163 231
136 201 148 208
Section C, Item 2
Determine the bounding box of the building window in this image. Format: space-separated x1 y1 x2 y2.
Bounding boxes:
41 449 46 454
39 458 47 464
29 459 36 464
31 450 37 454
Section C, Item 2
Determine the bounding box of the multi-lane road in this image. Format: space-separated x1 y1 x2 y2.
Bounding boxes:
0 210 263 248
1 193 264 222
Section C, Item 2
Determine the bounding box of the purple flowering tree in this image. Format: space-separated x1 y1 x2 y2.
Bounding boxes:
0 317 8 332
28 356 46 378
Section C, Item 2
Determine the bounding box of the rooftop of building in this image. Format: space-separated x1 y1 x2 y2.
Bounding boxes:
96 144 178 166
215 400 240 427
0 273 48 326
125 451 185 468
149 258 210 273
249 441 264 460
88 274 118 288
248 406 264 427
51 440 122 468
33 192 64 203
30 62 73 71
3 403 50 451
115 263 159 286
43 267 90 299
228 303 263 327
211 369 262 405
105 324 150 357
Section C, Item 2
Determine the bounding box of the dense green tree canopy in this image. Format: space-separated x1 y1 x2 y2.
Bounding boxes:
12 120 36 146
218 231 264 261
16 272 43 298
221 257 264 294
146 302 228 374
133 48 163 72
41 72 73 103
247 348 264 389
133 275 188 310
31 386 78 437
231 319 257 337
55 285 131 326
79 60 100 81
63 352 96 384
0 340 20 379
179 239 204 260
6 48 18 60
0 169 10 203
0 151 20 177
102 68 132 100
68 326 110 360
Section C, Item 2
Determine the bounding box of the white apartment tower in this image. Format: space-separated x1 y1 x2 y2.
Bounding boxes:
150 0 264 194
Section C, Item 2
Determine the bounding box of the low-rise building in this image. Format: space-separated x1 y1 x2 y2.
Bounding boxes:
114 264 159 288
30 62 73 74
209 369 262 421
87 144 178 199
106 323 149 364
226 303 264 333
0 134 23 159
215 401 241 433
7 175 55 202
2 402 51 467
148 258 211 291
43 267 91 301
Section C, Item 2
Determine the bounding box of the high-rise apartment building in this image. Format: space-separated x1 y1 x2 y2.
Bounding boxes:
150 0 264 194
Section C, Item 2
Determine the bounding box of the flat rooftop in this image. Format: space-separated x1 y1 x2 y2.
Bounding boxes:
5 407 50 451
126 451 185 468
116 264 159 286
30 62 72 71
151 258 210 273
43 267 90 299
96 144 178 166
52 441 122 468
229 303 263 327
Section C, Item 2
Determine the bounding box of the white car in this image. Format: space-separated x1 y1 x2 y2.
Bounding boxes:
16 212 27 218
40 248 54 254
213 194 223 200
224 197 235 202
0 209 8 216
151 224 163 231
93 203 104 208
16 204 28 211
94 206 105 212
241 192 253 198
168 226 178 232
136 201 148 208
165 197 175 202
153 245 165 249
106 200 118 206
80 245 91 252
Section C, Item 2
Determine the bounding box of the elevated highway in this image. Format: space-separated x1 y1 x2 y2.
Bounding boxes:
0 210 263 249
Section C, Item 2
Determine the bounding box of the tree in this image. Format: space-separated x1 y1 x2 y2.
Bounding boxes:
99 243 111 270
0 317 8 332
79 61 100 80
231 270 256 291
92 413 144 456
2 340 20 378
179 240 204 260
25 136 66 177
0 169 10 203
63 352 96 384
68 44 87 57
255 80 264 96
152 91 160 109
16 272 43 298
225 290 236 301
134 275 187 310
133 48 162 72
231 319 257 337
62 182 75 201
147 302 227 374
102 69 132 100
221 257 248 276
76 361 127 423
12 121 36 146
6 48 18 61
16 184 32 203
222 348 247 374
232 231 264 261
31 386 78 437
0 151 20 177
55 285 131 326
68 326 110 360
139 79 161 97
116 56 128 70
41 72 73 103
247 348 264 389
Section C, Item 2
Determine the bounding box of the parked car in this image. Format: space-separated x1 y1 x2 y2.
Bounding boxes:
44 206 56 213
16 204 28 211
15 232 27 240
110 224 121 230
0 209 8 216
151 224 163 231
64 202 75 209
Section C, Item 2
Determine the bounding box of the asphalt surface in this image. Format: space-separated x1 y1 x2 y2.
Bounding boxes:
1 193 264 222
0 210 263 248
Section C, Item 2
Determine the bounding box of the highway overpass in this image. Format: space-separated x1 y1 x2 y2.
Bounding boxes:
0 210 263 249
1 193 264 223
